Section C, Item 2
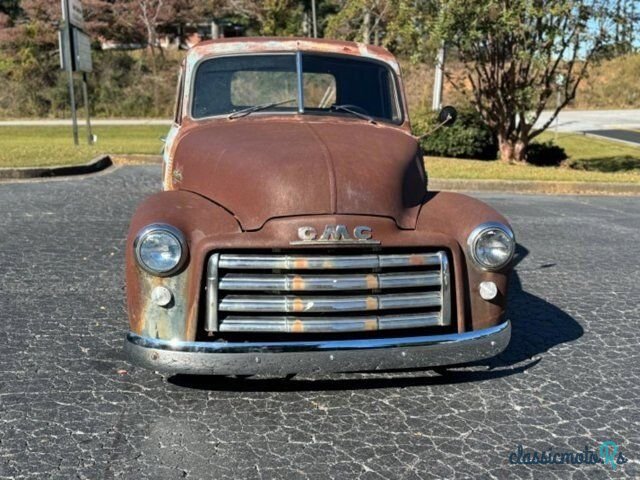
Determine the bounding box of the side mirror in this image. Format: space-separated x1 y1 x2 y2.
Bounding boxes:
416 105 458 140
437 106 457 127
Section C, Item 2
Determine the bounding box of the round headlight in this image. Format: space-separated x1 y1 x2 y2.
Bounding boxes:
467 223 515 271
134 224 187 276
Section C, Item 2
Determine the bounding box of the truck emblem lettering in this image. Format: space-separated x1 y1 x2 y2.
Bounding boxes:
319 224 351 241
291 225 379 245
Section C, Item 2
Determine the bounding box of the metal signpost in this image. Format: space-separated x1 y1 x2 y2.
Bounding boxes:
311 0 318 38
432 43 446 111
59 0 94 145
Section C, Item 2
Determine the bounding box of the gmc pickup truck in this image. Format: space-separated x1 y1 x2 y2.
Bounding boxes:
124 37 515 376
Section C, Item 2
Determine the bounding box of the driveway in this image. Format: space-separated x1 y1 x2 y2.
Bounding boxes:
0 165 638 479
535 109 640 134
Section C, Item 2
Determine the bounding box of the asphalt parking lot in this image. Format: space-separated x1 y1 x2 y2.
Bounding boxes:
1 165 639 479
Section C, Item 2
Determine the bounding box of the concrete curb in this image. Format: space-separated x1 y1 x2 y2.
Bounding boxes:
0 155 112 180
111 154 163 165
429 178 640 196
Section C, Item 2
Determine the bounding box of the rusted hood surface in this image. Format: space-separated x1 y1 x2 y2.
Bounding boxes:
172 117 426 231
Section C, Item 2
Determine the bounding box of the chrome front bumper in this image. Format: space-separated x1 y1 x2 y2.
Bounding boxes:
124 320 510 375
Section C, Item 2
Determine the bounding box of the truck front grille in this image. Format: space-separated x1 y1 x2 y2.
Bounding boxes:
206 252 451 334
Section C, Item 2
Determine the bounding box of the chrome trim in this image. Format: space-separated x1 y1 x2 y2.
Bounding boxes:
289 239 381 246
439 251 451 326
296 50 304 114
466 222 516 272
205 253 220 332
218 253 442 270
219 292 441 313
219 312 443 333
124 321 511 375
218 271 441 291
133 224 188 277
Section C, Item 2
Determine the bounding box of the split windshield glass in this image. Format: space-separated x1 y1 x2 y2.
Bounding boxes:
192 53 402 123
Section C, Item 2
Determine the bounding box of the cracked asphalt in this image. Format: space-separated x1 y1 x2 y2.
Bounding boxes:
1 165 639 479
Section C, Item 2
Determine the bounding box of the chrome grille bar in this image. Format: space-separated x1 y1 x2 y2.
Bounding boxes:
219 292 441 313
218 253 442 270
206 251 452 333
219 312 444 333
219 271 441 291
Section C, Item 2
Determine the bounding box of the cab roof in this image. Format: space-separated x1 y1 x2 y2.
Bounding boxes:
188 37 400 74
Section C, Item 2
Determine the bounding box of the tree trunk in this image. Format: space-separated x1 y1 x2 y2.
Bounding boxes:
498 135 528 163
363 10 371 44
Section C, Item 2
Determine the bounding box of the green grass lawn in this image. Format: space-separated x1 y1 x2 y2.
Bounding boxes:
427 132 640 184
0 125 168 168
1 125 639 184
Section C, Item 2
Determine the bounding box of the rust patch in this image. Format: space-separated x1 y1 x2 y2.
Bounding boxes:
291 275 305 291
138 272 189 340
291 298 306 312
172 167 183 184
365 274 379 289
409 254 426 266
364 318 378 331
290 319 304 333
366 296 378 310
293 259 309 269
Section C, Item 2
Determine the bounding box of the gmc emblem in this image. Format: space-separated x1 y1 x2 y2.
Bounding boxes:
291 225 380 245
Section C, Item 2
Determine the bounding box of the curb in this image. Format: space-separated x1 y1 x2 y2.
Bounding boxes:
111 154 163 165
0 155 112 180
429 178 640 196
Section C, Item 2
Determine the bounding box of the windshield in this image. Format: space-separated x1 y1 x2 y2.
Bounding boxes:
191 53 402 123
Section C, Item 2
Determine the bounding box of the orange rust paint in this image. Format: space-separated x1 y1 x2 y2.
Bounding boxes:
290 319 304 333
365 274 379 289
291 275 305 291
291 298 306 312
364 319 378 331
366 297 378 310
409 254 426 266
293 259 309 269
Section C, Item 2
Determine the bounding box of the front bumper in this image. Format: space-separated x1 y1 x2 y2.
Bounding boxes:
124 320 510 375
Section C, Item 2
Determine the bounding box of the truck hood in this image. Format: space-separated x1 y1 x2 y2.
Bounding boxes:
172 117 426 231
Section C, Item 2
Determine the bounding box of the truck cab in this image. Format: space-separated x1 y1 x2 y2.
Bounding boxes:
124 38 514 376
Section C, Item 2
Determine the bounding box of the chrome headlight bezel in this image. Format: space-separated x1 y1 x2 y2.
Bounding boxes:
467 222 515 271
134 224 187 276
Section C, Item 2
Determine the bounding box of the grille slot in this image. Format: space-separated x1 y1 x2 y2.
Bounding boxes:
206 251 451 334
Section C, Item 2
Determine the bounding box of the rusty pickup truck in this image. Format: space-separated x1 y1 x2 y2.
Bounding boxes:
124 37 515 376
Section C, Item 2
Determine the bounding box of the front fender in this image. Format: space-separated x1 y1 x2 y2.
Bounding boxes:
125 191 241 341
416 191 514 331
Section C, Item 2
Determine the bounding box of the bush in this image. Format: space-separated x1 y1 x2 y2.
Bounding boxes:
526 141 568 166
412 107 497 160
566 155 640 172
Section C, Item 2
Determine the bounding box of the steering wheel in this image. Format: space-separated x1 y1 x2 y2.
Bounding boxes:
331 104 371 116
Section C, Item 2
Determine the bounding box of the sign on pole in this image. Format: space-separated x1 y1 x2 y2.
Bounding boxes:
60 0 93 145
73 29 93 73
63 0 85 30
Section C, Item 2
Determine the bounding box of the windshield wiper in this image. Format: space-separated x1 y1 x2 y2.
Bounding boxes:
228 98 296 119
330 104 377 125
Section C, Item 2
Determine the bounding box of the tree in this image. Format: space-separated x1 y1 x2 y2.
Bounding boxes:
225 0 304 36
0 1 64 116
325 0 436 58
435 0 630 163
0 0 20 27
